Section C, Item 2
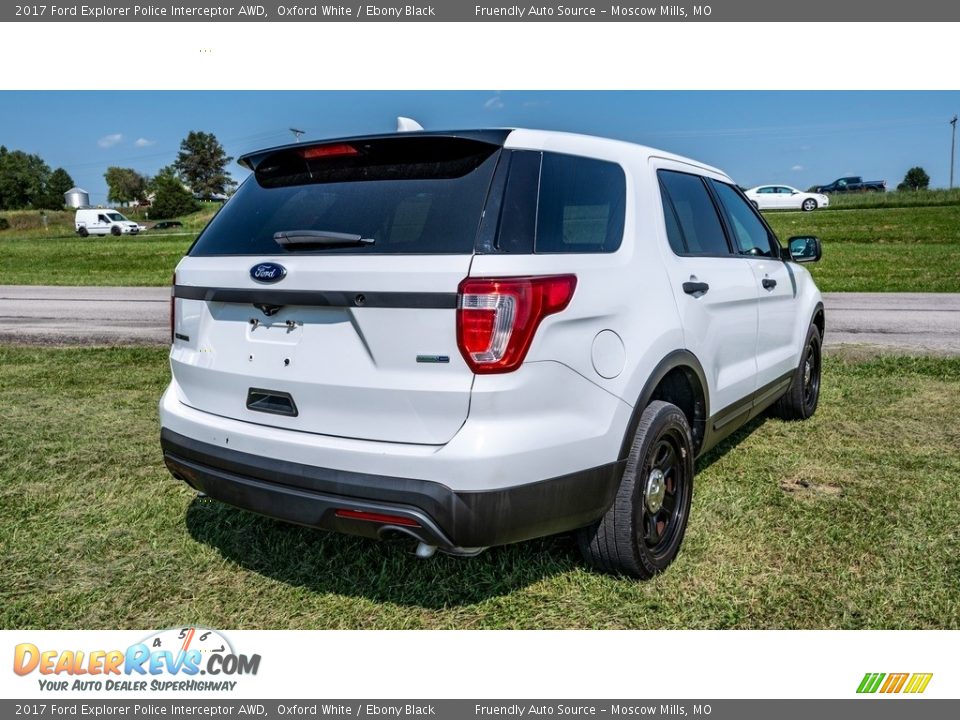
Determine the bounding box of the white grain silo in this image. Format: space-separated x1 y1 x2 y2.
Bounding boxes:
64 187 90 209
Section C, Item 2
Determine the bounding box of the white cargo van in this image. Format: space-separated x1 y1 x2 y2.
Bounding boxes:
75 208 142 237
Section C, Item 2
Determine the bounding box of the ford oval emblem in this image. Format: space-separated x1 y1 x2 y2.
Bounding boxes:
250 262 286 284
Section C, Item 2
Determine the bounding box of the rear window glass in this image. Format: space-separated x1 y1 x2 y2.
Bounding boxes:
189 137 500 256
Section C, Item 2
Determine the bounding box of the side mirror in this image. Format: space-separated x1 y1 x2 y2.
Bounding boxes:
786 236 822 263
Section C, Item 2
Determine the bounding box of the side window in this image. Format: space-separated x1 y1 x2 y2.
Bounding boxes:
495 151 540 254
534 152 625 254
659 179 687 255
758 187 775 194
710 180 776 257
657 170 731 256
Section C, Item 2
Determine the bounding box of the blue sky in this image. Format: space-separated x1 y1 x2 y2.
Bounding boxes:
2 90 958 203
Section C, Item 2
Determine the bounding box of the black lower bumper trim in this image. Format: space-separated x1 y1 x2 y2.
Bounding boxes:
160 428 623 549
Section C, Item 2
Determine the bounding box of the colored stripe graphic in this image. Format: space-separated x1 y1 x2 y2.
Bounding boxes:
857 673 885 693
880 673 909 693
857 672 932 694
904 673 933 694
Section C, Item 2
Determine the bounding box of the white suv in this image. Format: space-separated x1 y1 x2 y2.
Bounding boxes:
160 129 824 578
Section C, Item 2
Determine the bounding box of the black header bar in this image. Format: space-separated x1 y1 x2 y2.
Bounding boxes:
6 0 960 22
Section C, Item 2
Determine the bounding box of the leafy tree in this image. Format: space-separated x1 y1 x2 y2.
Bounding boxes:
0 145 51 210
174 131 234 198
897 166 930 191
150 170 200 219
104 166 148 204
40 167 74 209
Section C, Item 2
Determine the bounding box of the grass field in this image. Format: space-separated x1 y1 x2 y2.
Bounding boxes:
0 203 220 239
2 347 958 629
0 235 191 286
1 203 958 291
764 204 960 292
0 203 211 285
813 188 960 210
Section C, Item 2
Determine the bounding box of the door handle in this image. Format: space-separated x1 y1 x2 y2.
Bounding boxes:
762 278 777 290
682 281 710 296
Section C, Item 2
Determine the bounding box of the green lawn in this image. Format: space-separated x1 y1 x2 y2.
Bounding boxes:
764 204 960 245
815 188 960 210
1 204 958 291
2 347 958 629
0 235 192 286
764 204 960 292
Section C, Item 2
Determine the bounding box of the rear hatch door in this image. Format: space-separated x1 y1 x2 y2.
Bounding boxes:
171 133 506 445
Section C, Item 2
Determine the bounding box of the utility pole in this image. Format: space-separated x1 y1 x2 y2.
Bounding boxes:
951 115 957 190
290 128 305 143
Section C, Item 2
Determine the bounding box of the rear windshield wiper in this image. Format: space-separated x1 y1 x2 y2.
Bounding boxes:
273 230 375 249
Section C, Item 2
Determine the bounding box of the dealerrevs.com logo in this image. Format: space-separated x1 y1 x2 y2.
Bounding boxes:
13 627 261 692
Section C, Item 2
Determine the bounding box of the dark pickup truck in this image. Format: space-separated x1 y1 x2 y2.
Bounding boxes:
814 176 886 193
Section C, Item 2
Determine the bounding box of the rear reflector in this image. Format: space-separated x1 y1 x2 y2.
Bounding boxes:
457 275 577 374
301 143 359 159
334 509 421 528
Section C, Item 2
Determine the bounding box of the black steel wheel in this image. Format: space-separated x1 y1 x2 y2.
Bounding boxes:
579 401 695 579
774 324 822 420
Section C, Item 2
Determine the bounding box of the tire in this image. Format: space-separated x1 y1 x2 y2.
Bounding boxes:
578 401 695 579
111 225 122 236
801 198 818 212
77 227 88 238
774 324 822 420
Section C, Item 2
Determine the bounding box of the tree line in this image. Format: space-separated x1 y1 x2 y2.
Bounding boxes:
0 131 235 220
0 147 75 210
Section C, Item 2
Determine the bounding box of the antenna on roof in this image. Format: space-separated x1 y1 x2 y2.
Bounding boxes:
396 117 424 133
289 128 305 142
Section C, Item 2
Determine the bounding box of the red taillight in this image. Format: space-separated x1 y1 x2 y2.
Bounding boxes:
456 275 577 374
170 272 176 344
334 509 420 528
301 143 358 160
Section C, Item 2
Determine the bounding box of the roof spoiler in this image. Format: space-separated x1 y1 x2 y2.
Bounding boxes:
237 129 513 171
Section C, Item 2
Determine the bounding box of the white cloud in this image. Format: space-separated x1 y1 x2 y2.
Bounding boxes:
483 95 504 110
98 133 123 148
791 164 804 172
134 137 156 147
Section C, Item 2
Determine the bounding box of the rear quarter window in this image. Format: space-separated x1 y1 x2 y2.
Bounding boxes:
534 152 626 254
492 151 626 254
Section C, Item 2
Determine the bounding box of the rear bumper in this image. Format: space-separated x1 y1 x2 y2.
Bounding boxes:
161 428 623 550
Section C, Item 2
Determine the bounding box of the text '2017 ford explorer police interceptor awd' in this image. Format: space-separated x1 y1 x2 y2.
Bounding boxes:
160 128 824 578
